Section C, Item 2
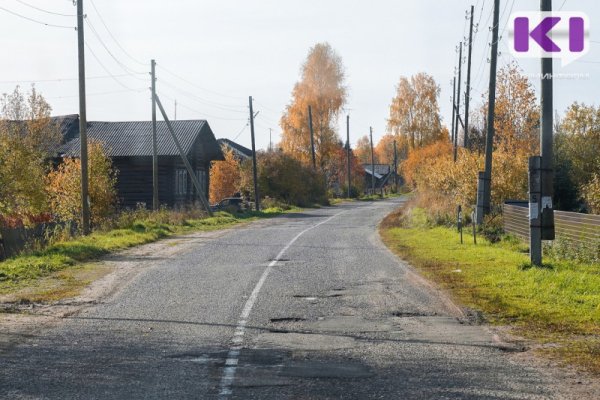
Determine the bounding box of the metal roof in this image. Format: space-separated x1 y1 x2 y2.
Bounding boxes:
59 119 223 160
217 138 252 159
363 164 391 179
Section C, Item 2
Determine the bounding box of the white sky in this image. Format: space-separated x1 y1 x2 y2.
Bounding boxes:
1 0 599 151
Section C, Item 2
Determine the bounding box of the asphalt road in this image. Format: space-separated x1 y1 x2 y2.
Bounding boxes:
0 198 561 399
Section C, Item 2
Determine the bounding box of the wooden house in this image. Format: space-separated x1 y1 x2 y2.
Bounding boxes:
58 116 224 209
363 164 393 193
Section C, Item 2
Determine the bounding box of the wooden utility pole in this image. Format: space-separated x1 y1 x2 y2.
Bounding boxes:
249 96 260 211
451 76 456 148
77 0 90 235
151 59 158 211
308 105 316 170
269 128 272 152
393 140 398 193
454 42 463 162
154 94 213 216
477 0 500 224
346 115 351 198
464 5 474 148
370 127 375 194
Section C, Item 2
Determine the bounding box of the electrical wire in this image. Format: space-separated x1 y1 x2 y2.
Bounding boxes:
157 64 245 101
0 73 146 84
87 0 146 67
231 123 249 141
84 41 140 91
85 18 146 77
158 78 247 113
0 6 74 29
157 92 248 122
48 88 147 99
14 0 75 17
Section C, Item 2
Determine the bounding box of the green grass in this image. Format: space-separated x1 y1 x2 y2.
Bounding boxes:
380 207 600 373
0 208 290 293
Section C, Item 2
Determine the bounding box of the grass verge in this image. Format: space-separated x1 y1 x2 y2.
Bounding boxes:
379 206 600 374
0 207 292 300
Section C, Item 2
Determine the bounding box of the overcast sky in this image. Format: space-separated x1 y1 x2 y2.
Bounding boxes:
1 0 599 151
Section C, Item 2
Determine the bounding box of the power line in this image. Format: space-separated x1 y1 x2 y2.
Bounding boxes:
85 18 146 77
87 0 146 67
14 0 75 17
232 123 249 141
48 88 147 99
0 6 74 29
559 0 568 10
157 64 245 101
84 41 140 91
0 72 146 85
157 92 248 122
158 78 247 113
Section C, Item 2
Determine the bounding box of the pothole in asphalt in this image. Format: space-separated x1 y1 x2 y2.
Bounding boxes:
280 360 374 379
270 317 306 323
391 311 437 318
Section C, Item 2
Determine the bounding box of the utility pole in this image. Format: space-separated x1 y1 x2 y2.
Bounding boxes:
530 0 556 265
269 128 272 152
174 99 177 121
451 76 456 148
464 5 474 148
308 105 316 170
346 115 351 198
370 127 375 195
151 59 158 211
249 96 260 211
77 0 90 235
454 41 463 162
477 0 500 225
393 140 398 193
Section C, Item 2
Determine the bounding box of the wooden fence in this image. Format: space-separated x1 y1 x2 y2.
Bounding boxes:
504 202 600 244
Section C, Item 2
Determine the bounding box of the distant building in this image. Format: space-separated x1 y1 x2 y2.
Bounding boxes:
217 138 252 161
363 164 393 193
57 115 224 209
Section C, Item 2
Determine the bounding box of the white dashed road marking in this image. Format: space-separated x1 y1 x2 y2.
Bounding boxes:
218 211 345 397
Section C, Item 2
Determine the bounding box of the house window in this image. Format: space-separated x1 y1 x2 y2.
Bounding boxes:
196 170 207 195
175 169 187 196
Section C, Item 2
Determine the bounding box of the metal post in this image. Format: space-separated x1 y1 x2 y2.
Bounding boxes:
370 127 375 195
529 156 542 266
540 0 555 241
454 42 463 162
77 0 90 235
393 140 398 193
479 0 501 224
151 60 158 211
308 105 316 170
464 5 474 148
346 115 351 198
249 96 260 211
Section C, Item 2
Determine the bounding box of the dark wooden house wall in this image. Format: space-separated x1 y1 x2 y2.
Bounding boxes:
113 129 213 210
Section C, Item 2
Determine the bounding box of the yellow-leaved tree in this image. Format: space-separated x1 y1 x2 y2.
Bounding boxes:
0 86 61 225
209 147 241 204
354 135 372 164
387 73 443 150
46 140 117 227
280 42 347 174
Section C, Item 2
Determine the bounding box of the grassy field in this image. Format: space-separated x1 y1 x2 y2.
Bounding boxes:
380 207 600 374
0 208 290 300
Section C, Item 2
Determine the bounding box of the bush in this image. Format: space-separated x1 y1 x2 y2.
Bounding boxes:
46 140 117 228
240 151 327 207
